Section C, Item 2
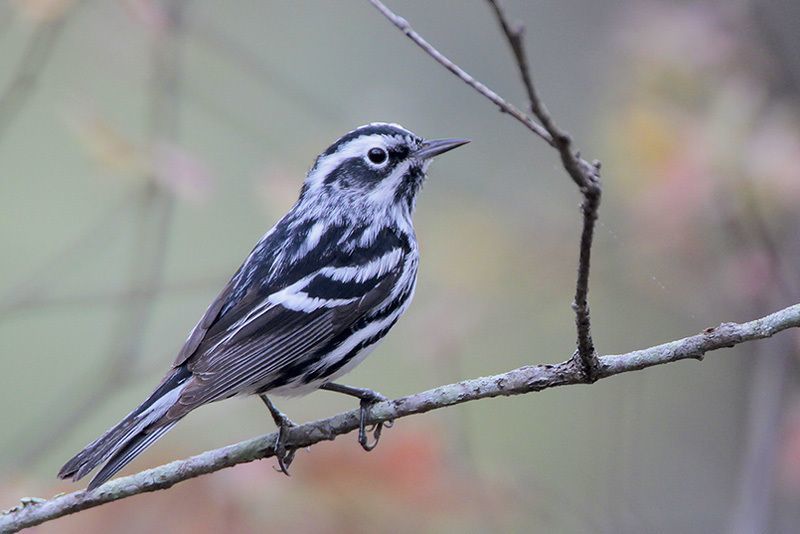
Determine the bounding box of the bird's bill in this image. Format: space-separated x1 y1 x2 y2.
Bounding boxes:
413 138 470 160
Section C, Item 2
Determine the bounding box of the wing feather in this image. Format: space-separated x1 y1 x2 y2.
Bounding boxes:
172 279 235 367
165 267 403 420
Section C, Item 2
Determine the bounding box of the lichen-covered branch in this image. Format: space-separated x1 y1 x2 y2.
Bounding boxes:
2 303 799 532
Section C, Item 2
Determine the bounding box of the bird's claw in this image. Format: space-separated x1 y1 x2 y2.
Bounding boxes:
357 393 391 452
259 394 297 475
273 419 296 475
318 383 394 452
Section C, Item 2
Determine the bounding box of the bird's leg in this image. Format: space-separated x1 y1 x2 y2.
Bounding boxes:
258 395 296 475
319 383 392 451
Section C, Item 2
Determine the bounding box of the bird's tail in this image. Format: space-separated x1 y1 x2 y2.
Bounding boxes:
58 368 190 490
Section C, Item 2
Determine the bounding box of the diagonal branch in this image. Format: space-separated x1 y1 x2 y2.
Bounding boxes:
369 0 601 378
366 0 553 145
2 303 800 532
485 0 599 190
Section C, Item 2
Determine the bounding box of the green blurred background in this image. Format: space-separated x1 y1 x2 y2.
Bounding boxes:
2 0 799 532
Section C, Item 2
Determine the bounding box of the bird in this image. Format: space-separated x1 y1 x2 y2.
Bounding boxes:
58 123 469 490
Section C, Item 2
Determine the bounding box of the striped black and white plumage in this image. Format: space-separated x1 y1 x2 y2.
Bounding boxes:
58 123 468 489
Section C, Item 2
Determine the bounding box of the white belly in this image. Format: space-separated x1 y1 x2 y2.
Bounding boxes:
268 344 379 398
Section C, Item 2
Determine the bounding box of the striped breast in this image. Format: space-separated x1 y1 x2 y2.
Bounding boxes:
268 235 419 396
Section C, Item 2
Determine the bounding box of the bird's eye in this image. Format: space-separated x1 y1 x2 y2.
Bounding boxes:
367 147 388 165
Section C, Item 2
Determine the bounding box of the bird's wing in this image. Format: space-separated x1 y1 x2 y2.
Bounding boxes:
172 278 236 367
163 253 411 421
171 223 287 368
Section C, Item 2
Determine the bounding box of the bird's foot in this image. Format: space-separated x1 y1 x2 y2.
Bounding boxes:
319 383 393 452
259 395 297 475
358 392 390 451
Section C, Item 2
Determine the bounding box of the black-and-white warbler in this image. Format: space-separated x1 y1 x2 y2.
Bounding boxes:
58 123 469 489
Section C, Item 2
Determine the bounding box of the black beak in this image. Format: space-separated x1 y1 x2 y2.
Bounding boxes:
413 138 471 160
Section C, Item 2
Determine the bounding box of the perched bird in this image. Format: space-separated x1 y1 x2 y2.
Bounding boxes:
58 123 469 490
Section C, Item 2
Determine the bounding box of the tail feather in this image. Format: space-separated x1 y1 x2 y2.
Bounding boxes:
58 410 147 482
86 421 178 490
58 369 189 486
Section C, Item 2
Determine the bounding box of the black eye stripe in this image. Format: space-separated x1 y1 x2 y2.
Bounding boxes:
388 145 410 159
323 156 404 186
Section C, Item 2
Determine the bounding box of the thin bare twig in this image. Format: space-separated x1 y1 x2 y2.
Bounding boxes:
484 0 602 379
2 303 800 532
485 0 592 187
368 0 601 378
366 0 553 145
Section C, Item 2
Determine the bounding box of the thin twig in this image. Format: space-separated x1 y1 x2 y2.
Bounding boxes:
368 0 602 378
485 0 600 185
483 0 602 379
2 303 800 532
366 0 553 145
4 3 793 531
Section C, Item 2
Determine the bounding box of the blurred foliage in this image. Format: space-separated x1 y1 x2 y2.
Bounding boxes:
607 1 800 308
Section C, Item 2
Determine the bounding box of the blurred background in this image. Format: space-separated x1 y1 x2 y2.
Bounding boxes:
1 0 799 532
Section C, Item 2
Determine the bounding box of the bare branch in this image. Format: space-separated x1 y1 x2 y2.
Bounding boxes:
485 0 598 190
3 4 793 532
483 0 602 379
2 303 799 532
368 0 601 378
572 187 601 379
366 0 553 145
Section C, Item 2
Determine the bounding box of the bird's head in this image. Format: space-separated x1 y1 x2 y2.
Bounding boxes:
299 123 468 219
